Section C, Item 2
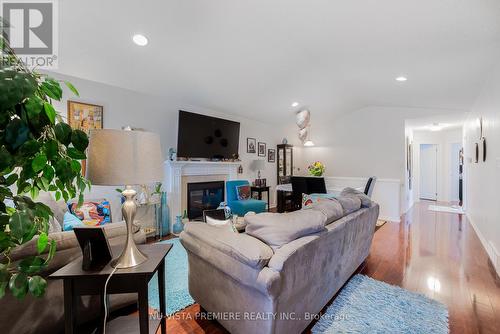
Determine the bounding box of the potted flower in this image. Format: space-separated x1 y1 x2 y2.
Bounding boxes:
308 161 325 176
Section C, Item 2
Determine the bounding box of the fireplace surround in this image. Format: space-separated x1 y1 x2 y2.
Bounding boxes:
164 160 240 229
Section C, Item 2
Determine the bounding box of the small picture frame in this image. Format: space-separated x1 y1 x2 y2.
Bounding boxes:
268 149 276 163
247 138 256 153
258 142 266 156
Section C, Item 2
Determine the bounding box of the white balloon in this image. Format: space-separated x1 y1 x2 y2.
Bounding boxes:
296 109 310 129
298 128 308 141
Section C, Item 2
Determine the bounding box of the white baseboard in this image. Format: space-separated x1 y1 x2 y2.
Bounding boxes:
379 215 401 223
467 214 500 277
324 176 401 224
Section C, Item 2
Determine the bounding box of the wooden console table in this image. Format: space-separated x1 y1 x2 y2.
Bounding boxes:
50 243 172 334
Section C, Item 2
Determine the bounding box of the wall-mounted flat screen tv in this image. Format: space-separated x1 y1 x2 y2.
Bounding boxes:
177 110 240 159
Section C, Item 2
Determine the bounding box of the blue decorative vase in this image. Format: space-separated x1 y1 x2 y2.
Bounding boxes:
161 192 170 235
173 215 183 235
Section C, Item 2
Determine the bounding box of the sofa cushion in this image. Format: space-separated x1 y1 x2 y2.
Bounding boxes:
245 210 327 249
340 187 372 207
183 222 273 269
336 195 362 215
303 199 344 225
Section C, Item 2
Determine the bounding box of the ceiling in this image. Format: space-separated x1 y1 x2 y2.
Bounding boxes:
56 0 500 123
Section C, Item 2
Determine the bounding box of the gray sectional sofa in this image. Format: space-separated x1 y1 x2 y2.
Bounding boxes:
180 189 379 334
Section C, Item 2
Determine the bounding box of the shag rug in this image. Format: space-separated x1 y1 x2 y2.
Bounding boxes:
148 238 194 315
312 275 449 333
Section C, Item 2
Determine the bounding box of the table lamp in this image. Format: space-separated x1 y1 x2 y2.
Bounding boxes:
251 159 265 179
86 129 163 268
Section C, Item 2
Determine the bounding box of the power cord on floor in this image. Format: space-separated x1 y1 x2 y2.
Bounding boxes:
102 266 118 334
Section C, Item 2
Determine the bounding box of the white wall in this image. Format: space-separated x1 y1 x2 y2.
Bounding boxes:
281 106 465 220
463 62 500 276
46 72 281 221
412 128 463 202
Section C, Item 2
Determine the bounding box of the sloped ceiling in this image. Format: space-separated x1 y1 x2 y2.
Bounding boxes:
55 0 500 123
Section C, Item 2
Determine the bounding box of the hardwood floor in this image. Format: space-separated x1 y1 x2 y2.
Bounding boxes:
160 201 500 333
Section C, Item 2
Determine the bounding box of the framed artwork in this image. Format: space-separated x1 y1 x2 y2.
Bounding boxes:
258 142 266 156
268 149 276 162
67 101 103 175
67 101 103 135
247 138 256 153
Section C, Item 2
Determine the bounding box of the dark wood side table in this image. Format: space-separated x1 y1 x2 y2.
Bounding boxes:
49 243 172 334
251 185 270 210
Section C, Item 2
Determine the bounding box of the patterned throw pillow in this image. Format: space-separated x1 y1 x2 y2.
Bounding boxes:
63 211 85 231
68 199 111 226
302 193 337 207
236 185 251 200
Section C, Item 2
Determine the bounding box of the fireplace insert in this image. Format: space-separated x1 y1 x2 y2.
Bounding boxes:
187 181 225 220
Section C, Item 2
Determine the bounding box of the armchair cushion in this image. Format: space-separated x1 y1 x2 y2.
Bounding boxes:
230 199 266 216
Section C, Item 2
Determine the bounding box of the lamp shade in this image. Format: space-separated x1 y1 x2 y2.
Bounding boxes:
251 159 265 171
86 129 163 186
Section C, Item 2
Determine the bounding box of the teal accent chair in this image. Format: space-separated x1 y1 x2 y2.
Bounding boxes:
226 180 266 216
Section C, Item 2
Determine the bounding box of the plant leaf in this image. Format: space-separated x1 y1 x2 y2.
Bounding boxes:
4 118 29 150
45 239 56 263
32 154 48 173
18 256 46 274
43 102 56 124
37 232 48 254
41 80 62 101
64 81 79 96
71 130 89 151
28 276 47 297
70 160 81 173
24 96 43 119
9 212 32 240
0 146 13 171
67 147 86 160
54 123 72 146
9 273 28 299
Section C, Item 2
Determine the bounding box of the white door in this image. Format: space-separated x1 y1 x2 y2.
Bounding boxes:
420 144 438 200
450 143 461 202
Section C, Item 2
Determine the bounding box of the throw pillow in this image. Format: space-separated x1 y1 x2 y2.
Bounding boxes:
236 185 251 200
63 211 85 231
68 199 111 226
336 196 362 215
302 193 336 207
303 199 344 225
340 187 372 207
245 210 327 249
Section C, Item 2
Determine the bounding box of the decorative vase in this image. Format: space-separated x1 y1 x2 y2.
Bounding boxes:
173 215 183 236
161 192 170 235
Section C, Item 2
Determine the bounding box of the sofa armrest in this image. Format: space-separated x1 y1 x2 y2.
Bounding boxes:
7 222 145 274
180 222 281 296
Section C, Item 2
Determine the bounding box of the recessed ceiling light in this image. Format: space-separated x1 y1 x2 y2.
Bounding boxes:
132 34 148 46
291 102 299 107
395 76 408 82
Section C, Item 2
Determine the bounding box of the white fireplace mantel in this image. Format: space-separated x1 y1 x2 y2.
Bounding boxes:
164 160 240 228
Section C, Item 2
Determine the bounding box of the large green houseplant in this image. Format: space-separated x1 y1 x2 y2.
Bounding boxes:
0 30 90 299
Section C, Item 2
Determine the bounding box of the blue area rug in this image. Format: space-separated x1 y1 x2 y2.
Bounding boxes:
312 275 449 333
148 238 194 315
